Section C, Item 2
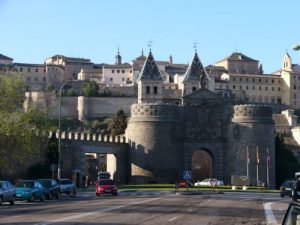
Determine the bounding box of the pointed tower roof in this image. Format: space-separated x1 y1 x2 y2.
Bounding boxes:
183 52 209 88
137 50 163 81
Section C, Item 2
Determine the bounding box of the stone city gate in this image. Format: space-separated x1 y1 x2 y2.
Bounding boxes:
52 132 130 184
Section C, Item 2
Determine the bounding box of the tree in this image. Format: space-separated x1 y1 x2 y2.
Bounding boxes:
81 80 99 97
275 133 300 187
0 72 48 179
109 109 127 136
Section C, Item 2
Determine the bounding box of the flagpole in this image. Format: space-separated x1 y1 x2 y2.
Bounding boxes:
246 146 249 178
256 147 259 186
267 148 270 189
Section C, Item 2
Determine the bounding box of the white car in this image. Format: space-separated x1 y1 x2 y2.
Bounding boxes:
194 178 224 187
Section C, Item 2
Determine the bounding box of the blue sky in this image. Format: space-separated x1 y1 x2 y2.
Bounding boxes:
0 0 300 73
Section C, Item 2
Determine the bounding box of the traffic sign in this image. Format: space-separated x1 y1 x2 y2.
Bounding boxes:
209 178 218 187
183 170 192 180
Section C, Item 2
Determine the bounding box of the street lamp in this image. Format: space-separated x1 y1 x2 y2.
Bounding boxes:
57 80 73 179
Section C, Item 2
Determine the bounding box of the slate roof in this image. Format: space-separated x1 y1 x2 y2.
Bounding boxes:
137 51 163 81
183 52 209 88
216 52 258 63
0 54 13 60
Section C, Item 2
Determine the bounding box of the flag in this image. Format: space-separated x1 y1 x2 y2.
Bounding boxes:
247 146 250 165
267 148 271 164
256 147 260 164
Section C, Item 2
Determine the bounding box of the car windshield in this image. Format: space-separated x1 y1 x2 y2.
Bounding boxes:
98 173 110 179
15 181 34 188
283 181 294 186
39 180 52 187
99 180 114 185
60 180 72 184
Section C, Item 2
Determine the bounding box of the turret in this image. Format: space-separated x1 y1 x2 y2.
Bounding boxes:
136 50 164 103
282 52 292 71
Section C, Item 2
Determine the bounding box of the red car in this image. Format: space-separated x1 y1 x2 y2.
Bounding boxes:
95 179 117 196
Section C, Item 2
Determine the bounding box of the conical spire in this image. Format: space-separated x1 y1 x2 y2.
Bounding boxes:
183 52 209 89
137 50 163 81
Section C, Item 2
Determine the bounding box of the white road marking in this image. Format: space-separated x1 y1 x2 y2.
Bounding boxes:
34 197 162 225
168 216 177 221
263 202 278 225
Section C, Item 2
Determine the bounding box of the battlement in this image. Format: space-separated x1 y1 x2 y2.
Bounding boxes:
131 103 182 121
233 104 273 123
48 131 127 143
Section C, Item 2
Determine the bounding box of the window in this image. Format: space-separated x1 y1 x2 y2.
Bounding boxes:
232 85 235 89
294 94 297 99
20 67 23 72
112 70 114 73
278 87 281 91
35 68 38 72
278 80 281 84
28 68 31 72
252 86 255 90
272 87 274 91
192 87 197 92
252 78 255 82
130 70 132 73
44 68 46 73
259 78 261 83
153 86 158 94
122 70 125 73
294 85 297 90
232 77 235 81
110 78 113 81
240 77 242 82
146 86 150 94
266 79 268 83
117 70 120 73
246 78 248 82
27 77 31 81
246 86 248 90
43 77 46 82
265 87 268 91
259 86 261 91
240 85 242 90
272 79 274 83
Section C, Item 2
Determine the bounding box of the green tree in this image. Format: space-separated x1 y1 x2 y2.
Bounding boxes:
81 80 99 97
110 109 127 136
275 133 300 187
0 72 48 179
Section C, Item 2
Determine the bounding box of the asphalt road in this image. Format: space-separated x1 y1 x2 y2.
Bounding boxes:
0 191 293 225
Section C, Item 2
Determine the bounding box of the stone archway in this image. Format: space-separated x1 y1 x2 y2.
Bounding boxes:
192 149 213 181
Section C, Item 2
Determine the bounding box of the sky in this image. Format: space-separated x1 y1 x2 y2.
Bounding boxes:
0 0 300 73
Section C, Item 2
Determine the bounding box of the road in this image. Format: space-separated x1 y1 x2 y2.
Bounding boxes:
0 191 293 225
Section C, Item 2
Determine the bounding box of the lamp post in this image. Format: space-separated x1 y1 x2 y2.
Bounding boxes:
57 80 72 179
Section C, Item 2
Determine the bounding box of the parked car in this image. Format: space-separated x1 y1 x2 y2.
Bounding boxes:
56 179 76 196
0 180 16 205
194 178 224 187
15 180 45 202
280 180 295 197
95 179 117 196
38 179 61 200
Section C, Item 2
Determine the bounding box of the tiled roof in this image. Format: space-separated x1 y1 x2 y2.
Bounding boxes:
14 63 45 67
217 52 258 63
137 51 163 81
0 54 13 60
272 114 290 127
183 52 209 88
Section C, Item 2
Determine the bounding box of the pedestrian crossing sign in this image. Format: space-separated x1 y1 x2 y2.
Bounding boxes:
183 170 192 180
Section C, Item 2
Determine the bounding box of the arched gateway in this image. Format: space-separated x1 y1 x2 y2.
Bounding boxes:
192 150 213 181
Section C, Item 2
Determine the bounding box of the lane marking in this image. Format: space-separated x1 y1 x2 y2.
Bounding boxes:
34 197 162 225
168 216 177 221
263 202 278 225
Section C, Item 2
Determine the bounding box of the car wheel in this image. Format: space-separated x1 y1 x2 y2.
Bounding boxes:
40 194 45 202
9 196 15 205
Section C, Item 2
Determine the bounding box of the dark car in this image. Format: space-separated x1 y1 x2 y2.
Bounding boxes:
56 179 76 196
15 180 45 202
38 179 61 200
280 180 295 197
95 179 117 196
0 181 16 205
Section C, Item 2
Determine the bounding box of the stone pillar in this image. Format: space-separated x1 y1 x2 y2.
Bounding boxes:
77 96 89 121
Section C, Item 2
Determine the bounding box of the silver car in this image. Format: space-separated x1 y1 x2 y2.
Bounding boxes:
0 180 16 205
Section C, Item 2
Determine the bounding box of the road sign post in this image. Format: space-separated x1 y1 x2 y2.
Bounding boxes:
183 171 192 191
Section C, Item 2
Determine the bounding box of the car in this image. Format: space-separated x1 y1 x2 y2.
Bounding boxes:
280 180 295 197
98 172 111 180
15 180 45 202
194 178 224 187
56 179 76 196
38 179 61 200
0 180 16 205
95 179 117 196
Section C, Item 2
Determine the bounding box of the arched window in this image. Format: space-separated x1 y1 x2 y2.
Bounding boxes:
146 86 150 94
153 86 158 94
